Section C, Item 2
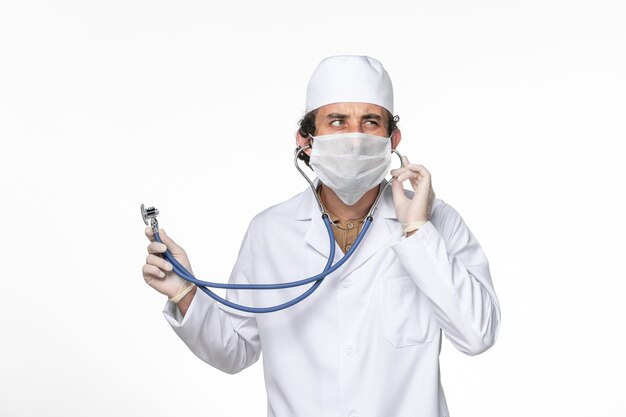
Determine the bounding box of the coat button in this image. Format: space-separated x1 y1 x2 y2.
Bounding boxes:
345 244 352 251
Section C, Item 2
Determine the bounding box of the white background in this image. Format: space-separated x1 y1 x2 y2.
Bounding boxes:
1 1 625 416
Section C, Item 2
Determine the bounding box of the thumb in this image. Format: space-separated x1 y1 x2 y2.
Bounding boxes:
390 177 407 203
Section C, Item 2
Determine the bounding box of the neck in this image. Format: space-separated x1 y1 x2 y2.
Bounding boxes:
320 183 381 220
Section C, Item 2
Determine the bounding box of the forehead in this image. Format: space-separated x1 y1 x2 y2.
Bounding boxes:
316 102 387 117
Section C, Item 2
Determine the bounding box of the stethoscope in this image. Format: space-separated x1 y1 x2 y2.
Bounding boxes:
140 146 403 313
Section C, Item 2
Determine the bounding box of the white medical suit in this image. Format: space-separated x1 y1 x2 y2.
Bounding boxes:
163 180 501 417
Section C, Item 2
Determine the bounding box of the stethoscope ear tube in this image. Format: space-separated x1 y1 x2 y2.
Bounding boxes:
294 145 325 215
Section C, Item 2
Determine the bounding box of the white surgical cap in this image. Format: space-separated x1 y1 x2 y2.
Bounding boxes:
305 55 394 114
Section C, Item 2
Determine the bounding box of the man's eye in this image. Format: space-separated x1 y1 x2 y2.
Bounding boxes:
364 120 379 126
330 120 344 126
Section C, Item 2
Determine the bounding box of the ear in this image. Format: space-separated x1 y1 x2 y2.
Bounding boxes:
391 128 402 150
295 130 313 157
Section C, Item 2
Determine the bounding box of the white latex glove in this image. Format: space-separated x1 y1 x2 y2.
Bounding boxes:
390 155 435 227
143 227 194 299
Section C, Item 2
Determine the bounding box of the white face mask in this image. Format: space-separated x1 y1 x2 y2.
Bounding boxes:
309 132 392 206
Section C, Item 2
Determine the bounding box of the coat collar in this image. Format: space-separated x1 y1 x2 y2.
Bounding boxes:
295 179 404 279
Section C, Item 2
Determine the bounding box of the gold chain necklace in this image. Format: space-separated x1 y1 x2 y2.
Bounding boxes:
318 187 366 230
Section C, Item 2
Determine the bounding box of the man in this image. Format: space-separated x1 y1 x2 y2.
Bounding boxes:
142 55 500 417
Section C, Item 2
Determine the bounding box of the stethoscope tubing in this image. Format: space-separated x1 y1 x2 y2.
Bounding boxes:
153 217 373 313
192 217 338 314
154 215 372 290
157 217 357 313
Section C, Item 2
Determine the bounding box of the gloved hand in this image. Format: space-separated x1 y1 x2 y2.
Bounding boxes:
143 227 195 302
390 156 435 233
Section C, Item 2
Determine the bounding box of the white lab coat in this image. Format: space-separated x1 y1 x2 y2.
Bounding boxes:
163 180 500 417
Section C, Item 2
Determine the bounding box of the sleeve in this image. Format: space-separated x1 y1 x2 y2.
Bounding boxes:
162 226 262 374
391 202 501 356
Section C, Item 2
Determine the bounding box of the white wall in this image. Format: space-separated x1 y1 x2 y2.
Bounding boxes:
1 1 624 415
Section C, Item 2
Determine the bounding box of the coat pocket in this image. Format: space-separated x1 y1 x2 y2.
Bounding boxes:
380 275 434 347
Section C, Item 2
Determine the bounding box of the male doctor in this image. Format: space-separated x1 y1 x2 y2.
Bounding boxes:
142 55 500 417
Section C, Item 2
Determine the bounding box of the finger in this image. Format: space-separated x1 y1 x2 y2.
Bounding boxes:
143 264 165 281
147 241 168 254
397 170 420 183
390 167 409 177
145 254 174 272
391 177 408 202
401 166 430 185
401 155 411 167
406 164 431 178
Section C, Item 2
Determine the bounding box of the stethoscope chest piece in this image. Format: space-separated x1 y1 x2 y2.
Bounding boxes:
140 203 160 231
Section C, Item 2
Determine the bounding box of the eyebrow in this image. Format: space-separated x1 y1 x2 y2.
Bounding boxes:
325 113 383 120
326 113 348 119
